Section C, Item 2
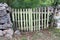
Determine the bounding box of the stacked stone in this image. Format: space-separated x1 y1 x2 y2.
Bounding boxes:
54 5 60 28
0 3 13 39
54 10 60 28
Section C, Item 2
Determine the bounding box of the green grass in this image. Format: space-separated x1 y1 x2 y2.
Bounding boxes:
21 37 27 40
49 28 60 37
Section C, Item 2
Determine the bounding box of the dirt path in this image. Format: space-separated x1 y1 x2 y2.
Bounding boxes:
0 30 60 40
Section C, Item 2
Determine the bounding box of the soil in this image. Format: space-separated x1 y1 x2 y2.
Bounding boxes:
0 30 60 40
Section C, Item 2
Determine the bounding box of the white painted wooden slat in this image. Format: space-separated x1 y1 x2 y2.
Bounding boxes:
16 9 18 29
33 8 35 31
47 7 49 27
20 9 23 30
39 8 40 30
36 8 37 31
23 9 26 31
26 9 28 31
28 8 33 31
31 9 33 31
15 9 17 29
44 7 46 28
12 9 14 21
42 7 43 29
28 9 30 31
18 9 20 29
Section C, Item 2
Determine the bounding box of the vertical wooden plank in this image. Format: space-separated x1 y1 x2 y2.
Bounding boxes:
15 9 17 29
44 7 46 28
26 9 28 31
35 8 38 31
14 9 16 30
12 9 15 30
33 8 35 31
28 8 32 31
16 9 18 29
18 9 20 29
28 8 30 31
39 8 40 31
23 9 26 31
31 8 33 31
20 9 23 31
42 7 43 29
35 8 37 31
47 7 49 27
12 9 14 21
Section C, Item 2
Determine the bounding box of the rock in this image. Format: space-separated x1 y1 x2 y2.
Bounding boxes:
57 20 60 23
57 5 60 8
5 34 13 39
54 16 60 20
56 23 60 28
3 30 7 35
4 29 13 39
7 29 13 36
15 30 20 35
0 30 3 37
